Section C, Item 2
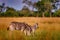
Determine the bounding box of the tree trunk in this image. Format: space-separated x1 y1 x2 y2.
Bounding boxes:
50 13 51 17
42 12 44 17
36 10 38 17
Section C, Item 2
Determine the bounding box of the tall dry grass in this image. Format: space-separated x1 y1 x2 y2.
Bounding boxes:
0 17 60 40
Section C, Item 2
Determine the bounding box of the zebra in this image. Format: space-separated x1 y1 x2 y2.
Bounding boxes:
7 21 38 36
7 22 27 31
31 23 38 33
24 23 38 35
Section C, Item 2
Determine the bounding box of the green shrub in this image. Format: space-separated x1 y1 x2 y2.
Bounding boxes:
53 10 60 17
45 12 50 17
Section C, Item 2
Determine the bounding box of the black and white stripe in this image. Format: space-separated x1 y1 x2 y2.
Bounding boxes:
7 21 38 35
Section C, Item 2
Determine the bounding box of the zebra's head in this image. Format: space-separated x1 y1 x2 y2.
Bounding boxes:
31 23 38 33
33 23 38 29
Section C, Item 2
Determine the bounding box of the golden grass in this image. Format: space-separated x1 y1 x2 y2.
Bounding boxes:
0 17 60 40
0 17 60 31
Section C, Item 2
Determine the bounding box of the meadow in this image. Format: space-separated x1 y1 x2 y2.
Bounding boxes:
0 17 60 40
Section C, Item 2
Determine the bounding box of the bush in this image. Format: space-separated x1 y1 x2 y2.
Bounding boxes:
0 13 5 17
45 12 50 17
53 10 60 17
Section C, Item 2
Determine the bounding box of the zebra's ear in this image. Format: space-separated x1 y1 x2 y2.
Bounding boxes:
36 23 39 28
36 23 38 25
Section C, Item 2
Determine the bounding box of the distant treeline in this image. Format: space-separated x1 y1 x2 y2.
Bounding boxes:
0 0 60 17
0 10 60 17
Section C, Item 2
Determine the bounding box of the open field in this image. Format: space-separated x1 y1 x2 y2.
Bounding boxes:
0 17 60 40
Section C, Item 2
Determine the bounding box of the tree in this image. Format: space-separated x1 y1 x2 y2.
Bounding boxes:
22 0 32 6
0 5 2 13
5 7 18 17
22 0 34 11
53 10 60 17
34 0 52 17
20 6 30 14
50 0 57 2
35 1 44 17
0 3 5 13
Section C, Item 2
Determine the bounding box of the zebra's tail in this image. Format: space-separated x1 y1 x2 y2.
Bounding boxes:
7 27 9 30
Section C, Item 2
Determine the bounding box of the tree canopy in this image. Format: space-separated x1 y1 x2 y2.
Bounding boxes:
0 0 60 17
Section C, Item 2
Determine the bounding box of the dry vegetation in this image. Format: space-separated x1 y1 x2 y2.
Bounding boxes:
0 17 60 40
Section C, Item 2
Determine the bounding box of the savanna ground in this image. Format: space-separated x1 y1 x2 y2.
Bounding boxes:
0 17 60 40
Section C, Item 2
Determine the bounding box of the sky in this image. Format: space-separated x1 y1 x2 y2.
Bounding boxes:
0 0 38 10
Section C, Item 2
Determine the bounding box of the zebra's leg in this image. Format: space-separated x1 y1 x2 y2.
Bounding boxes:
21 27 24 32
9 25 15 31
27 30 31 36
15 27 19 30
24 30 27 35
31 29 35 36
